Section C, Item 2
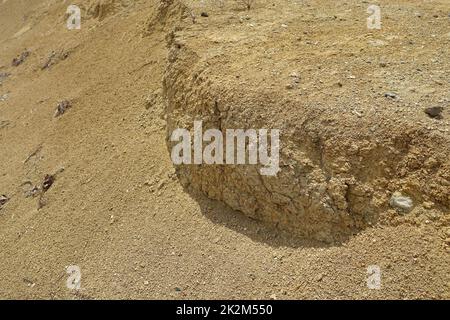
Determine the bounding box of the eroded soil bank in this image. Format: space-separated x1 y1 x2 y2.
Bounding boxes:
164 0 449 242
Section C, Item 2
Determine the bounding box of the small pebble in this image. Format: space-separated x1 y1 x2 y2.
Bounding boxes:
0 194 9 206
42 174 55 192
384 92 398 99
389 192 413 213
424 106 443 119
54 100 71 117
12 50 30 67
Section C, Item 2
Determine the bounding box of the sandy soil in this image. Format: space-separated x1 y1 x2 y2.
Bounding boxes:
0 0 448 299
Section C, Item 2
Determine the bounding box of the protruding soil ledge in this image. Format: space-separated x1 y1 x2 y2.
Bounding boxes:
163 0 449 242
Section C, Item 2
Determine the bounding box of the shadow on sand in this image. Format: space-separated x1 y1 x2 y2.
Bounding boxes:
183 185 349 250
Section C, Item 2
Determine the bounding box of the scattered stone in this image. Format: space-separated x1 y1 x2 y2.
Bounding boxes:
42 174 55 192
0 194 9 211
389 192 413 213
27 186 40 198
0 194 9 206
424 106 443 119
12 50 30 67
42 51 57 70
200 12 208 17
36 168 62 211
20 181 41 198
23 278 35 288
54 100 71 117
41 50 70 70
0 93 8 102
384 92 398 99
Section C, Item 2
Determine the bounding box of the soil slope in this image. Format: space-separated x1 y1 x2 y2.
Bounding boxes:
0 0 449 299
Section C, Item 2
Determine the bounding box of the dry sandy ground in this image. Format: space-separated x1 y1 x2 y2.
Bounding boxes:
0 0 449 299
